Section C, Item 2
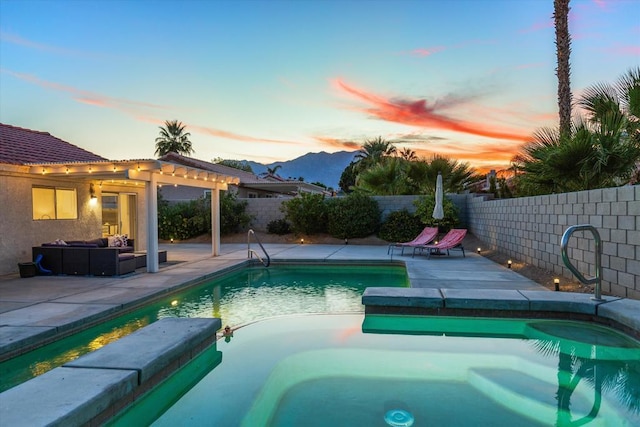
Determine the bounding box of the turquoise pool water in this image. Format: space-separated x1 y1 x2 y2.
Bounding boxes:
0 264 407 392
112 314 640 427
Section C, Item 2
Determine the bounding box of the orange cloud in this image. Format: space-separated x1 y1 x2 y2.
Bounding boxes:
332 79 531 142
314 136 360 150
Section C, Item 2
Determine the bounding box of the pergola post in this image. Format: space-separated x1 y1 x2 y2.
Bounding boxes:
146 173 159 272
211 186 220 256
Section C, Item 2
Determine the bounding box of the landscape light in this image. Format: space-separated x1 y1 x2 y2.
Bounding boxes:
554 278 560 291
300 238 304 244
507 260 512 268
477 247 481 254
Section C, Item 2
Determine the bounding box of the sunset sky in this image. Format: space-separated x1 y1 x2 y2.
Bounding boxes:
1 0 639 173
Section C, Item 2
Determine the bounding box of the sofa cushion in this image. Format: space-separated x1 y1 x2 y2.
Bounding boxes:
86 238 107 247
68 243 99 248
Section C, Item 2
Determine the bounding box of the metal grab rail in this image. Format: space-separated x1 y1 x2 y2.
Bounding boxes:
560 225 603 301
247 229 270 267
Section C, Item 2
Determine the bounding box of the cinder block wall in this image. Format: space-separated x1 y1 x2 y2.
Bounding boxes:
242 187 638 299
465 186 639 299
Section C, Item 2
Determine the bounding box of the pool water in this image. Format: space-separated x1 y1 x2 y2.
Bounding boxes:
112 314 640 427
0 264 407 392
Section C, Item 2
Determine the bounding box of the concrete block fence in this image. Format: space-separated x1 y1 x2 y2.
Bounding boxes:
465 186 639 299
241 186 639 299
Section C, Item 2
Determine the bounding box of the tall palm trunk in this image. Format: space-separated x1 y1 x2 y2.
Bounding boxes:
554 0 572 138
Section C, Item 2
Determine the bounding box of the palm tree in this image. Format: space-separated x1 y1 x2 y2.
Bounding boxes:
261 165 282 178
154 120 194 157
355 157 409 195
399 147 417 161
405 155 478 194
554 0 572 138
354 136 397 170
513 67 640 195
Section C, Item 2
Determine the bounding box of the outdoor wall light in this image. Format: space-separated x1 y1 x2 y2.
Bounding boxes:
554 278 560 291
507 260 512 268
89 183 98 206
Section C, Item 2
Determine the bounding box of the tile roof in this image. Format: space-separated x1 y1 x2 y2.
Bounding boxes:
158 152 263 183
0 123 106 165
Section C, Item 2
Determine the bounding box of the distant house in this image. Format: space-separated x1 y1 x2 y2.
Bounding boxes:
0 123 240 275
157 152 327 203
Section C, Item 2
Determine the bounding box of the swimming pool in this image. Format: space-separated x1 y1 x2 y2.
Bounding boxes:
0 264 408 392
110 314 640 426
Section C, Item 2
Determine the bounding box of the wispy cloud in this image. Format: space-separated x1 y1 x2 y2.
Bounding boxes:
2 68 170 111
404 46 446 57
313 136 361 150
3 68 301 146
190 124 299 146
0 31 110 59
518 18 553 34
332 79 531 142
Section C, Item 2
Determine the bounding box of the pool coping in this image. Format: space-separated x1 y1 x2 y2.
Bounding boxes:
362 287 640 340
0 317 220 427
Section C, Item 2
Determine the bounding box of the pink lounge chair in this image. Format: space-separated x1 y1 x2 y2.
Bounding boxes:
413 228 467 259
388 227 438 256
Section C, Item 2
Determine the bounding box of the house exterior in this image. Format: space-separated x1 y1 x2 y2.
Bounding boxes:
157 152 327 203
0 123 239 276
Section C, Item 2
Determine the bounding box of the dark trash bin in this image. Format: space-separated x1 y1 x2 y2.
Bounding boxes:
18 262 37 278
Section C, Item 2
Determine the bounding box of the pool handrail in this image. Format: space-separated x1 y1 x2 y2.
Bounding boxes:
247 229 270 267
561 224 603 301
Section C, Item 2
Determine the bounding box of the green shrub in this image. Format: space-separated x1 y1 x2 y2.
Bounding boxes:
413 195 459 232
158 191 251 240
378 209 424 242
220 191 252 235
281 193 328 235
267 218 291 235
326 193 380 239
158 196 211 240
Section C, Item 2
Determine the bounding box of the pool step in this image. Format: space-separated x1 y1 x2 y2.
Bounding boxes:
468 368 606 426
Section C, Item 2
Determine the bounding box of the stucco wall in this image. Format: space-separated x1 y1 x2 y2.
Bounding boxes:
0 171 101 275
0 170 150 276
465 186 640 299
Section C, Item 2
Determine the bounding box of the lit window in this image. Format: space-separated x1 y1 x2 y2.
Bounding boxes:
32 187 78 220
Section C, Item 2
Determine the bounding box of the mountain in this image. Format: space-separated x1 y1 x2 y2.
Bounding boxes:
244 151 357 190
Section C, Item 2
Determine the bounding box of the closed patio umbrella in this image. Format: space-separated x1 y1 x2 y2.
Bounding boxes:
432 172 444 220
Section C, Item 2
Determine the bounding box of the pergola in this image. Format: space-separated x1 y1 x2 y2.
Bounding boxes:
27 159 240 273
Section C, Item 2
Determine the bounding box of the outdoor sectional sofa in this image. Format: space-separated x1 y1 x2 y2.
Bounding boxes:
32 238 136 276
